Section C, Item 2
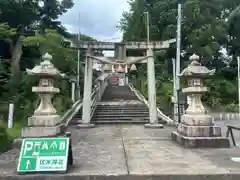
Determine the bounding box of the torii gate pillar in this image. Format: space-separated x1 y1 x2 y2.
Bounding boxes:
145 48 163 128
79 48 95 128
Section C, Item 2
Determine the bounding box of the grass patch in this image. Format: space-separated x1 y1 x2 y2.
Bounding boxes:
6 123 22 139
0 121 23 153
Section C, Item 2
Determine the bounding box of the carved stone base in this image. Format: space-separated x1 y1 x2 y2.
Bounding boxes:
21 124 65 138
177 123 222 137
14 126 66 149
171 131 230 148
28 114 61 126
181 114 213 126
144 123 164 129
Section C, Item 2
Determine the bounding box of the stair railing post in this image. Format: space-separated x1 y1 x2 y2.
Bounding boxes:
97 80 101 101
80 48 95 128
145 48 163 128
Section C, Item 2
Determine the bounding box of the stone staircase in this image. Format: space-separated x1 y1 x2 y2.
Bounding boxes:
70 85 150 125
101 85 139 101
92 85 149 124
91 103 149 124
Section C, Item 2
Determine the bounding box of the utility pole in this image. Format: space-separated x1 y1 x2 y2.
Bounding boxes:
172 58 176 99
144 11 150 44
144 11 150 101
76 12 81 100
173 1 182 121
238 57 240 117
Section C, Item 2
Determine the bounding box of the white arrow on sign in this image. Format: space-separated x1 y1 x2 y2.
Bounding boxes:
26 160 30 169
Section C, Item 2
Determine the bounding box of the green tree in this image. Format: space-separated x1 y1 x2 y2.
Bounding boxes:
119 0 240 112
0 23 16 40
0 0 74 75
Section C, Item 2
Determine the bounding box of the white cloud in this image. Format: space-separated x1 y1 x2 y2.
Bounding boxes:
60 0 129 42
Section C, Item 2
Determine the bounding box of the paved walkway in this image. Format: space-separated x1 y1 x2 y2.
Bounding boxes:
1 124 240 179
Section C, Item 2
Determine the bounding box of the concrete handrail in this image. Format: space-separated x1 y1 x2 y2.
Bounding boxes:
62 83 100 126
129 84 177 125
62 74 107 126
62 100 83 127
90 86 100 118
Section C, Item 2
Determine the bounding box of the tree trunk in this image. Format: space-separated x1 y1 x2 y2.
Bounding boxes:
10 36 23 75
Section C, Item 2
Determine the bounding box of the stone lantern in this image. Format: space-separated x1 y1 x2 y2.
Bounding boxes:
130 64 137 71
171 54 230 148
21 53 65 138
103 64 111 72
116 64 125 73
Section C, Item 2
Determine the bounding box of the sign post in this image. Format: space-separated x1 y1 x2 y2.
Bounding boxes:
8 103 14 128
17 137 73 173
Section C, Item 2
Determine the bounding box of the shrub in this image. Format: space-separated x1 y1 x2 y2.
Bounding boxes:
0 122 11 153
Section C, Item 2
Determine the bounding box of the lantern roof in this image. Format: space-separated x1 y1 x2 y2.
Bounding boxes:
26 53 65 77
179 54 215 77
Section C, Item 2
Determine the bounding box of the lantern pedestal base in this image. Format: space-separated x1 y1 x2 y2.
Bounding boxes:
21 123 65 138
28 114 61 126
181 113 213 126
171 131 230 148
177 123 222 137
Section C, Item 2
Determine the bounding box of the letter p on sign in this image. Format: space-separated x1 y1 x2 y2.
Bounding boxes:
23 142 33 156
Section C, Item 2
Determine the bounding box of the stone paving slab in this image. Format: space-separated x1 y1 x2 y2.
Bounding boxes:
193 148 240 173
124 139 228 175
121 125 229 175
1 124 240 179
121 125 174 140
69 126 127 175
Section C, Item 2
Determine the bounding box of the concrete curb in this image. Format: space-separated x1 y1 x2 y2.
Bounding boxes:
1 174 240 180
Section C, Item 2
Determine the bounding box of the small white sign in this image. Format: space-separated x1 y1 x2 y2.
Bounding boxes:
36 156 67 171
119 78 125 86
8 103 14 128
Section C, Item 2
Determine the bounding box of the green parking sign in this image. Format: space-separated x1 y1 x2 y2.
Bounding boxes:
17 137 72 173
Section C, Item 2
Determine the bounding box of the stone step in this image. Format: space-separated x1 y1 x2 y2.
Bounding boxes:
92 114 149 118
101 85 139 101
95 107 148 110
73 111 148 114
91 120 148 124
94 109 148 111
74 113 149 119
69 119 166 125
91 117 149 121
94 111 148 114
93 112 149 115
92 111 149 117
69 119 149 125
96 107 147 110
97 103 145 105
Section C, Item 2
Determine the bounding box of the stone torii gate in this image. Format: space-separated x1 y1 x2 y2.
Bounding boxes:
70 39 176 128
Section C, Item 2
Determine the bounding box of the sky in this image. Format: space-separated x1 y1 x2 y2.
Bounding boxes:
59 0 130 42
59 1 228 57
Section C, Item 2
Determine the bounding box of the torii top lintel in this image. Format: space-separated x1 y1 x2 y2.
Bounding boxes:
70 39 176 50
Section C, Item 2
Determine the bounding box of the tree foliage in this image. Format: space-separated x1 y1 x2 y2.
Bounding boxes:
0 23 16 40
119 0 240 113
0 0 74 75
0 0 95 152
